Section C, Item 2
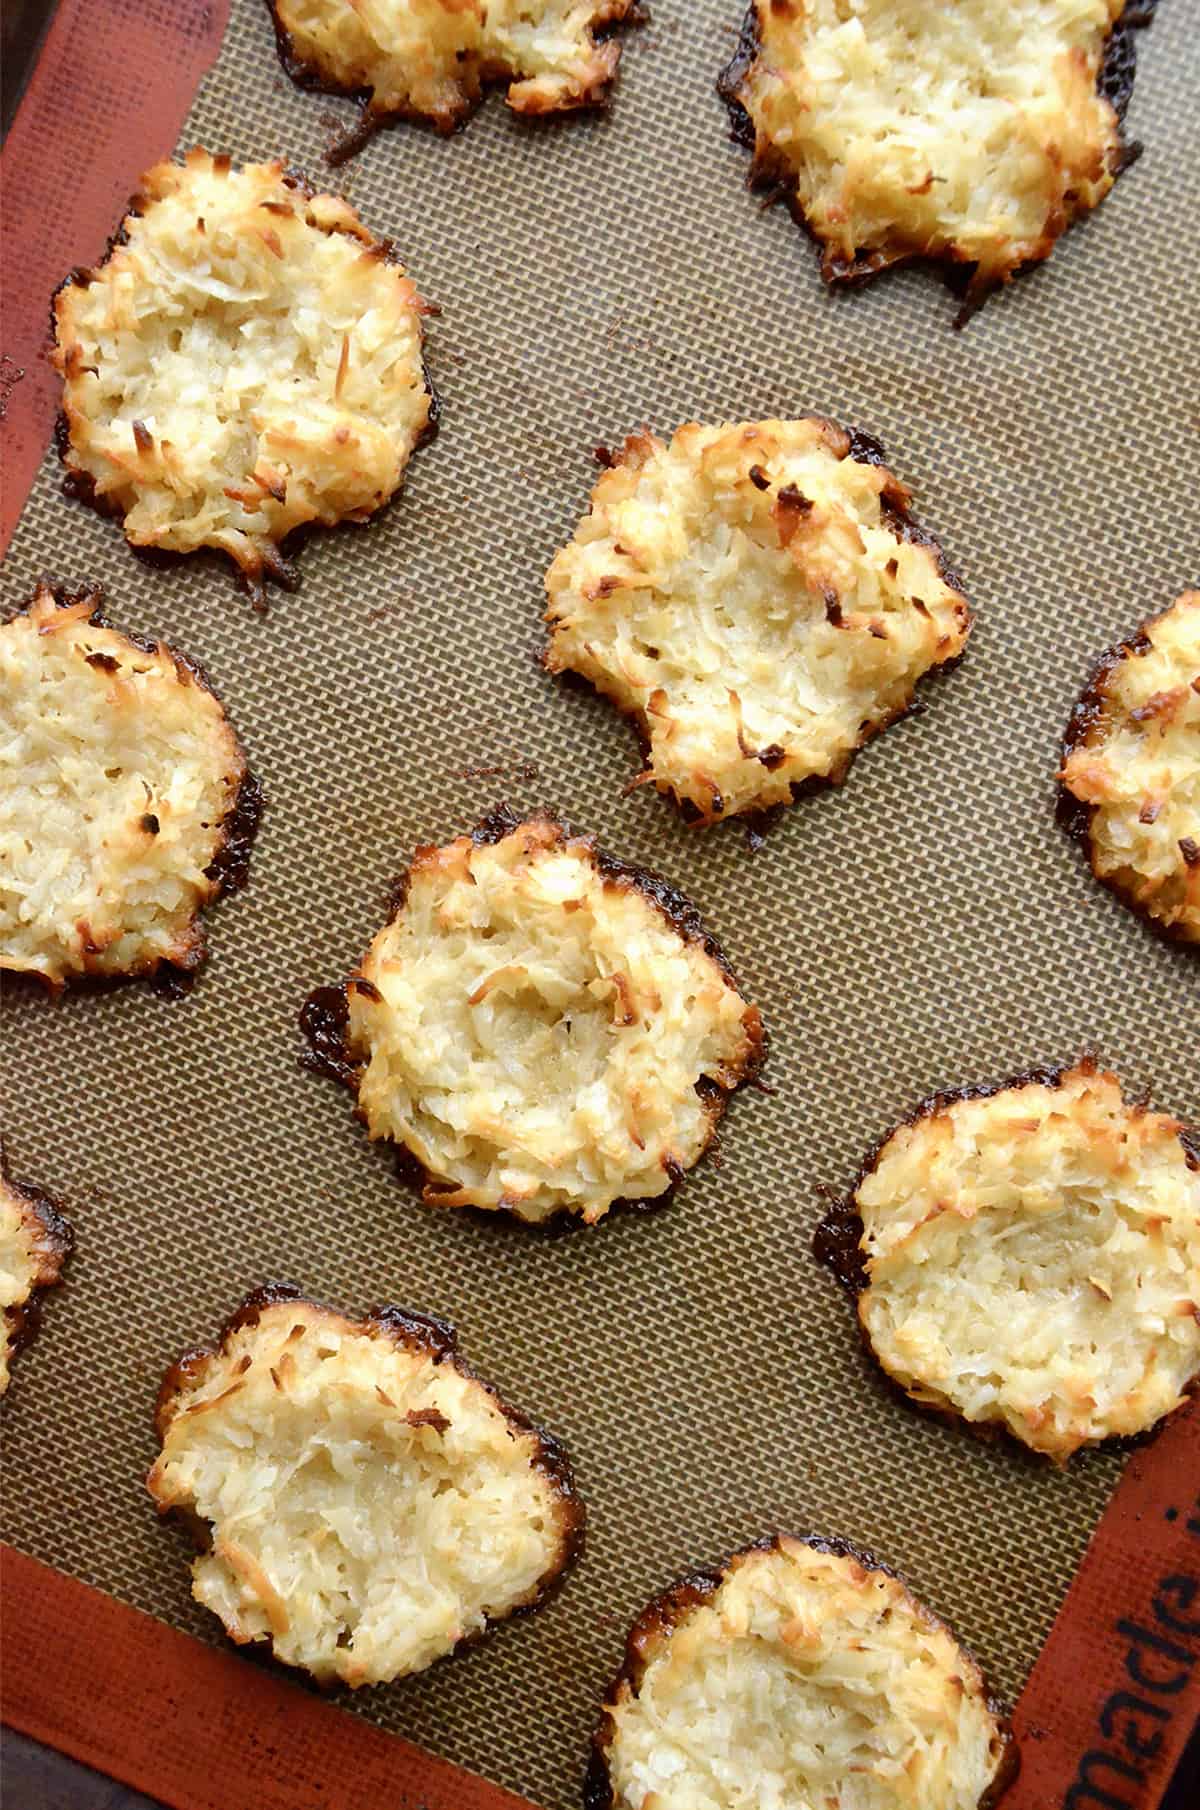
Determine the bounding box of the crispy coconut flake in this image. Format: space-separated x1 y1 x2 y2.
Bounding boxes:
304 811 764 1223
0 1164 72 1397
1060 592 1200 945
589 1534 1012 1810
831 1060 1200 1461
270 0 643 137
545 420 969 823
0 582 256 985
53 150 432 596
719 1 1151 314
148 1288 583 1685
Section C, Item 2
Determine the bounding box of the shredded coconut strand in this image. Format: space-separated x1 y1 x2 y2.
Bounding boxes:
1061 593 1200 943
343 816 764 1222
54 151 430 585
546 420 969 821
856 1063 1200 1460
729 0 1128 297
599 1537 1008 1810
273 0 641 128
0 583 248 983
149 1297 579 1685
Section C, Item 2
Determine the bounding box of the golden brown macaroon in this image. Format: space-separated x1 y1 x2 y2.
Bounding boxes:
1060 592 1200 945
53 150 434 600
588 1534 1014 1810
545 420 970 824
0 582 258 987
301 809 765 1223
0 1161 73 1397
148 1285 584 1686
816 1059 1200 1462
269 0 643 146
719 1 1153 317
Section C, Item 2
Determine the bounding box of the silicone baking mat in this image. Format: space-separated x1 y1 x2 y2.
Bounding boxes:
1 3 1197 1806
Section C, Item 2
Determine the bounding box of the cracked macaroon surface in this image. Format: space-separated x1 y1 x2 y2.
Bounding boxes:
148 1288 583 1686
1060 592 1200 945
0 1169 72 1397
720 0 1144 308
842 1061 1200 1461
0 582 255 985
589 1535 1012 1810
309 812 764 1223
270 0 642 132
53 150 432 596
545 420 969 823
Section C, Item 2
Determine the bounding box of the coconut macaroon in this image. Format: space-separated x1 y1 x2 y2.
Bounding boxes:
0 581 258 986
269 1 643 141
1060 593 1200 945
302 810 764 1223
53 150 434 599
0 1163 72 1397
545 420 970 824
719 1 1151 315
588 1534 1013 1810
817 1061 1200 1462
148 1286 583 1686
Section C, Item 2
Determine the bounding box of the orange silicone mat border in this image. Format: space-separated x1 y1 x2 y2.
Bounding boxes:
0 0 230 556
2 1404 1198 1810
0 1542 539 1810
1 5 1199 1807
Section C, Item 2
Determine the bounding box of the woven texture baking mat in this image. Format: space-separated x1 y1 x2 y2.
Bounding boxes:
1 4 1198 1806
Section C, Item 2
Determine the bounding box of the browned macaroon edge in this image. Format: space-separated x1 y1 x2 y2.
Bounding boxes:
150 1281 587 1672
1057 594 1200 949
545 421 971 831
265 0 649 164
584 1530 1018 1810
50 157 440 606
716 1 1158 323
299 805 767 1223
1 1151 73 1393
2 578 262 988
813 1055 1200 1456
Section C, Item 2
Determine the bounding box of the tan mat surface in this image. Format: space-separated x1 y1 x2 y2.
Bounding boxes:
1 3 1197 1805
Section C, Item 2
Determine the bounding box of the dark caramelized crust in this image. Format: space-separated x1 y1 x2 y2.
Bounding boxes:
149 1284 584 1685
0 1156 73 1396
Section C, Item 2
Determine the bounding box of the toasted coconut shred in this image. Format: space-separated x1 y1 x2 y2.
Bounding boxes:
1060 592 1200 944
0 583 253 985
271 0 643 132
53 150 432 595
0 1171 72 1397
148 1291 583 1685
852 1062 1200 1461
545 420 969 823
320 814 764 1223
591 1536 1011 1810
721 0 1142 308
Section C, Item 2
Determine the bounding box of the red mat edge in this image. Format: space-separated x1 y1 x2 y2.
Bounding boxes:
0 0 231 555
0 1544 541 1810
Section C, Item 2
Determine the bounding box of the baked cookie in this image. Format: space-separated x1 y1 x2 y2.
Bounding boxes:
719 1 1154 317
148 1286 583 1686
0 1161 72 1397
545 421 969 823
301 809 764 1223
817 1060 1200 1461
1060 592 1200 945
588 1534 1014 1810
0 581 258 986
269 0 643 146
53 150 434 600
